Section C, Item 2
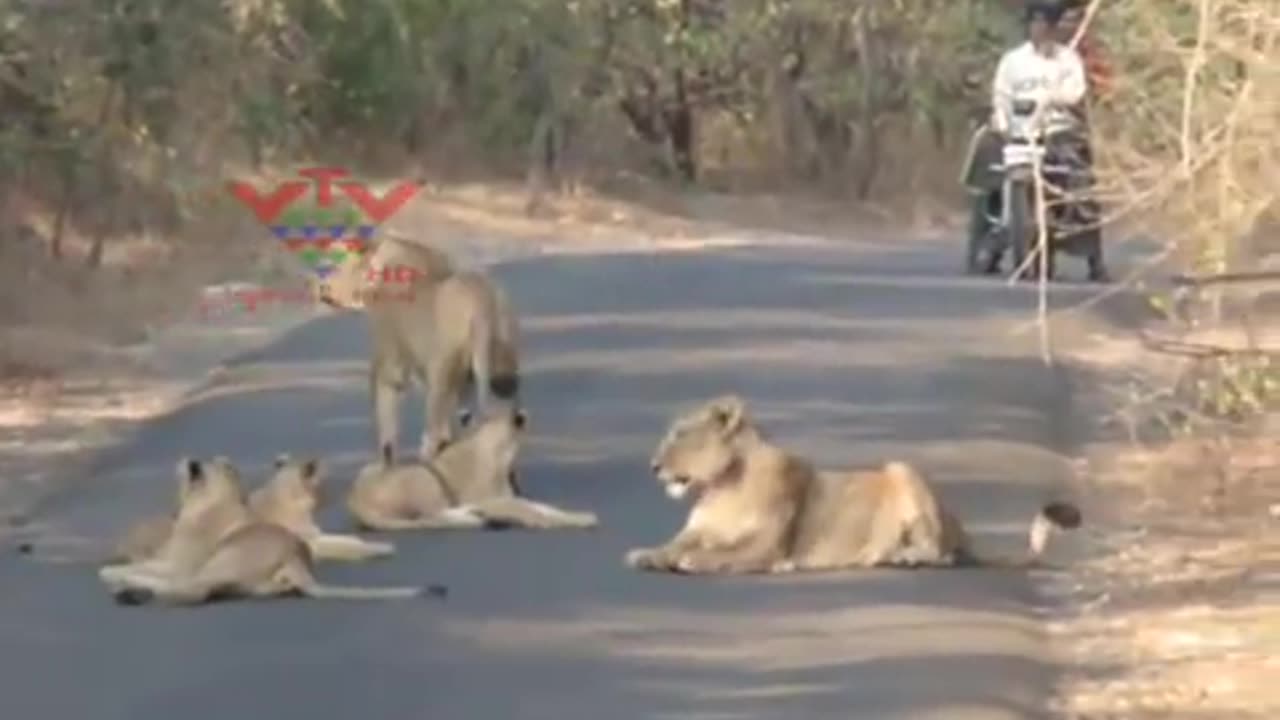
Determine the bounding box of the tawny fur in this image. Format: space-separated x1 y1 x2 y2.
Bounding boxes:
97 457 428 606
106 456 395 565
112 513 177 564
318 234 523 461
313 233 454 311
625 395 1083 575
347 411 598 532
247 455 396 562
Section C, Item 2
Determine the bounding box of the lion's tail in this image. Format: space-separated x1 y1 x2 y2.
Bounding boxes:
474 288 520 402
303 583 426 600
351 506 511 532
959 501 1083 569
282 563 433 601
486 341 519 400
307 534 396 562
472 497 599 530
1027 501 1083 561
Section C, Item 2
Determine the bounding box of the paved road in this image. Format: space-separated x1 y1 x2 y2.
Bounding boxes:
2 238 1106 720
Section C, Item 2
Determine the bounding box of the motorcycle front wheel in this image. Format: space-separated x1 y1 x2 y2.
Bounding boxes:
1006 179 1033 281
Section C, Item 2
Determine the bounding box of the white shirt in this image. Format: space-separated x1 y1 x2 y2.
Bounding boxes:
991 41 1087 136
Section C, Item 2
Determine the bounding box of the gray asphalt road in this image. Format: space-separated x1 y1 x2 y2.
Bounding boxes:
2 239 1106 720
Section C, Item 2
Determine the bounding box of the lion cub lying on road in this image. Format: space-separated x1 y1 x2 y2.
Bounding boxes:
249 455 396 561
113 455 394 564
626 395 1082 575
98 457 431 606
348 410 599 531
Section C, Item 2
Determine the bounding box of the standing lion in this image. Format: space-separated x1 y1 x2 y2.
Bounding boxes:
316 233 523 460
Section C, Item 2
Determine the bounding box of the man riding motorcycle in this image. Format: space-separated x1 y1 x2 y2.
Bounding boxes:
963 1 1109 282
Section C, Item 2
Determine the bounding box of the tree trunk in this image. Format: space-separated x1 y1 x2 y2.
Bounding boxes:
666 67 696 181
524 111 557 216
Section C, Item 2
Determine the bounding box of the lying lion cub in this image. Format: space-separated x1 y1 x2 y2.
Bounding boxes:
98 457 430 606
109 455 394 564
249 455 396 561
347 410 599 531
626 395 1083 575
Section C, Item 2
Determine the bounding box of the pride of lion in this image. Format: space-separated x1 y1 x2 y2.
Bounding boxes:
20 232 1083 606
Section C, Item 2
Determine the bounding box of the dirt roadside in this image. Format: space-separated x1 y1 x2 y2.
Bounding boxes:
1048 327 1280 719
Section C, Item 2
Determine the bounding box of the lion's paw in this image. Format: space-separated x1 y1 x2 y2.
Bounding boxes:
672 553 729 575
625 548 662 571
673 555 703 574
770 558 797 573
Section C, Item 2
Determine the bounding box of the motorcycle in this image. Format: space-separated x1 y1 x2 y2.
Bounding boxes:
960 98 1080 281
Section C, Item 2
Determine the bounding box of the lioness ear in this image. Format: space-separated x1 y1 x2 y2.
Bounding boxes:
513 409 527 430
709 395 747 434
300 458 321 489
273 453 292 470
182 458 204 482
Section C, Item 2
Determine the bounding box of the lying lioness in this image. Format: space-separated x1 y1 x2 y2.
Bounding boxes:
98 457 432 606
626 395 1083 575
347 410 599 531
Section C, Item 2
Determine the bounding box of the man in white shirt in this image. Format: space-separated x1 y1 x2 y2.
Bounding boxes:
991 2 1086 137
966 1 1109 282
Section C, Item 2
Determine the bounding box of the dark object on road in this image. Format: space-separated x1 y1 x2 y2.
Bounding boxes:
1041 500 1083 529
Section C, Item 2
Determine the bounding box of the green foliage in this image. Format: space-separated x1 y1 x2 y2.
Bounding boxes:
0 0 1054 240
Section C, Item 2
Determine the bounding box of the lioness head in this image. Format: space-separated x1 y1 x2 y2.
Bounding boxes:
313 235 454 311
650 395 752 501
313 251 372 311
266 454 325 513
363 409 528 499
176 456 244 514
457 407 526 458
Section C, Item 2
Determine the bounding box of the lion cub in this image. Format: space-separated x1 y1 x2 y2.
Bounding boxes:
98 457 430 606
248 455 396 561
347 410 598 531
626 395 1083 575
108 455 394 564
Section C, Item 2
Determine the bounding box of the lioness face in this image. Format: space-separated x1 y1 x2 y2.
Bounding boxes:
269 455 325 512
313 252 371 311
650 395 748 501
458 409 526 480
177 456 243 511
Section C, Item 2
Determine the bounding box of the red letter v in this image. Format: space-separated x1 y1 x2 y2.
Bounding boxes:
226 181 310 224
340 181 421 224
